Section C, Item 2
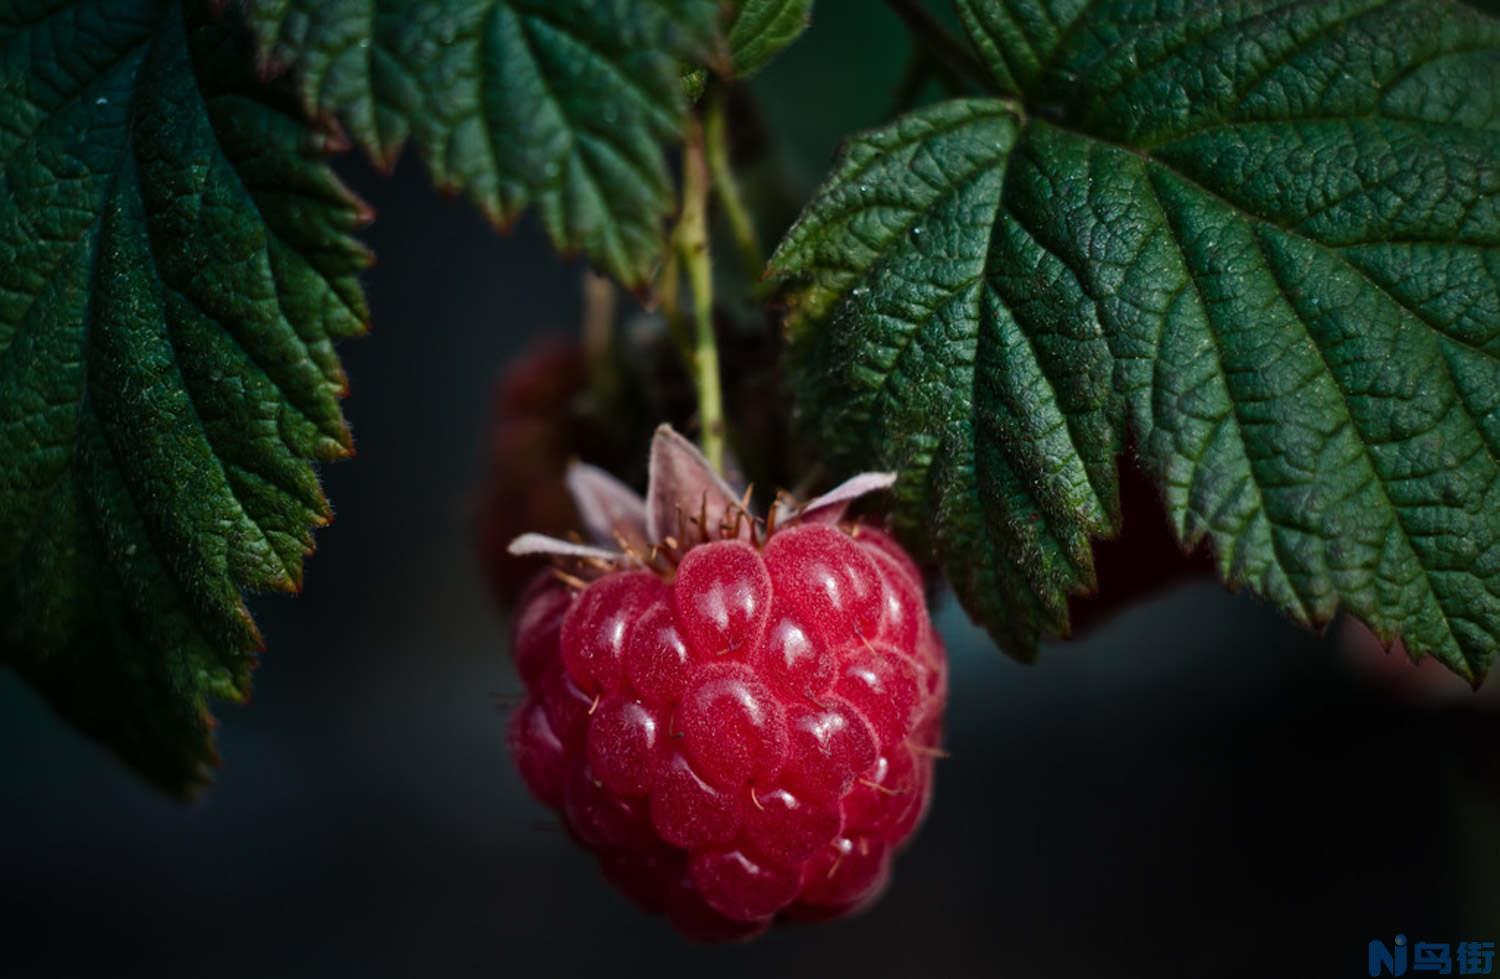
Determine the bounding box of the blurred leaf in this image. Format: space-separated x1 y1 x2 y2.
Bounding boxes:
0 0 370 794
772 0 1500 682
728 0 812 77
243 0 721 287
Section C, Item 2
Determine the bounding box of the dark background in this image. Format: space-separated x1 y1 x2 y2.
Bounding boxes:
4 6 1498 977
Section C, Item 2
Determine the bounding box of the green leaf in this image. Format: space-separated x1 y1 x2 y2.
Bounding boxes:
729 0 813 77
771 0 1500 683
243 0 721 288
0 0 370 794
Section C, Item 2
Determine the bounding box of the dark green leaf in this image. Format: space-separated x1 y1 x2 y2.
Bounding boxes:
0 0 370 794
244 0 721 287
729 0 813 77
772 0 1500 682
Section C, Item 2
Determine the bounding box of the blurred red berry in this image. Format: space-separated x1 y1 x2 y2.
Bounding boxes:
476 338 587 605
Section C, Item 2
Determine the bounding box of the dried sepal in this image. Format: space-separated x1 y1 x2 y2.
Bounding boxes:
774 472 898 527
565 462 651 555
507 533 627 563
646 424 753 547
508 424 899 574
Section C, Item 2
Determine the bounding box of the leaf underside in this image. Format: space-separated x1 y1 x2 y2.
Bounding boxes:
242 0 721 288
772 0 1500 683
0 0 370 794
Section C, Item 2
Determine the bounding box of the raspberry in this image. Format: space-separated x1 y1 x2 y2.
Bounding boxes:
504 427 946 940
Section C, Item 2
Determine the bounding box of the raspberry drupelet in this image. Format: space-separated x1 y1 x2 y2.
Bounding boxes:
505 426 947 941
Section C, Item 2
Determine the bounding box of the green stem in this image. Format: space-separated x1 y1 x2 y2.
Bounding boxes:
704 88 763 281
673 118 726 473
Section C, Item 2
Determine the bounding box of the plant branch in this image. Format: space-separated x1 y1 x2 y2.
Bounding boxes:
581 269 617 399
881 0 991 92
704 87 764 281
673 117 727 473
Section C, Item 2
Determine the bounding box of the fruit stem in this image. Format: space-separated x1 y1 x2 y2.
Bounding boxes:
673 116 727 473
581 269 617 401
704 88 763 281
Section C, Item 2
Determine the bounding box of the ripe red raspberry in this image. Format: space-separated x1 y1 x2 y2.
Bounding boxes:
505 427 946 940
